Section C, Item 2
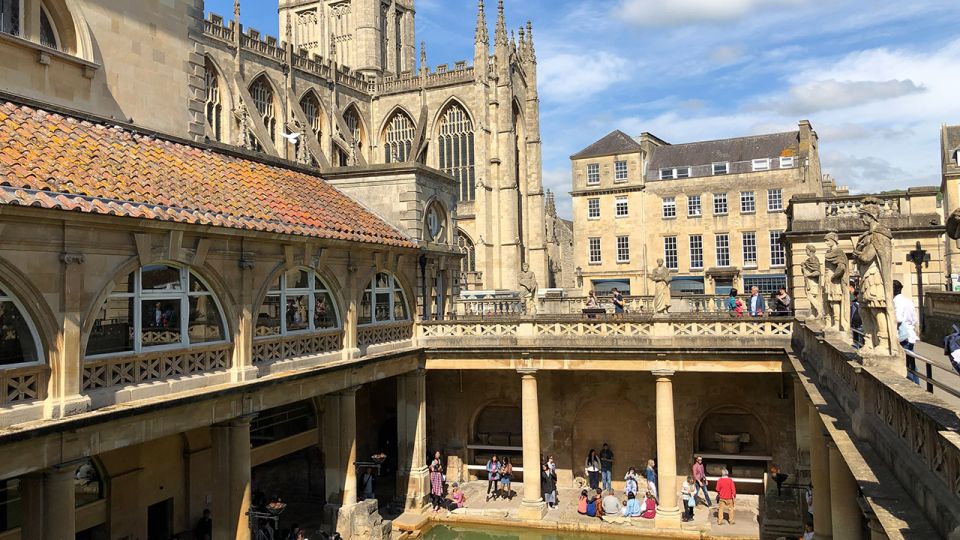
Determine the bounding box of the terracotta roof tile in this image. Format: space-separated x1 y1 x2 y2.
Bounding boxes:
0 100 415 248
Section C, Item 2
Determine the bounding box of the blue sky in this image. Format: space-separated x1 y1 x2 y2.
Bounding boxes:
208 0 960 218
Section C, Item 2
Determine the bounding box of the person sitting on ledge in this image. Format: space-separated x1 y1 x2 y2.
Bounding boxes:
640 491 657 519
445 483 465 511
621 491 642 517
577 489 590 515
602 489 621 516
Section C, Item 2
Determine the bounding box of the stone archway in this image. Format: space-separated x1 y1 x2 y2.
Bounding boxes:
694 406 769 456
571 397 650 485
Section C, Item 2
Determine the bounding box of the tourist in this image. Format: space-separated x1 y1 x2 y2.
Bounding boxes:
194 509 212 540
600 442 614 491
446 482 466 511
499 456 514 500
585 449 602 490
429 451 445 511
602 489 621 516
692 455 710 507
749 286 766 317
805 485 814 520
360 467 376 500
585 290 599 319
774 287 792 316
645 459 658 500
893 280 920 384
591 488 603 518
624 467 640 496
547 455 557 474
727 289 740 315
681 475 696 522
621 491 642 517
716 469 737 525
485 454 501 501
802 523 815 540
639 491 657 519
851 282 864 346
577 489 589 515
286 525 304 540
541 462 558 508
611 288 625 317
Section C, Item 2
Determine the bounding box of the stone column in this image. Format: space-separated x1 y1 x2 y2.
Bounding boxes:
212 416 253 540
322 395 344 503
397 369 428 510
653 370 682 528
808 404 832 539
340 386 360 507
794 378 812 484
44 465 77 540
517 368 547 519
828 442 863 540
19 473 44 540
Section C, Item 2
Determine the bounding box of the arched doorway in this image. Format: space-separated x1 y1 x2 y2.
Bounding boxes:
694 406 770 494
470 404 522 475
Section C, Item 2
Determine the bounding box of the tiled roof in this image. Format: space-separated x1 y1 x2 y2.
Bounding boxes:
571 130 643 159
647 131 800 173
0 100 416 248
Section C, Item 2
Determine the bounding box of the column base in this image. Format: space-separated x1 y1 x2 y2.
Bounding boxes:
44 393 90 419
517 499 547 520
341 347 361 362
654 506 683 529
232 365 260 383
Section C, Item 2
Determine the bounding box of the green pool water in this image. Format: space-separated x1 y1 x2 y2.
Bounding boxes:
422 524 652 540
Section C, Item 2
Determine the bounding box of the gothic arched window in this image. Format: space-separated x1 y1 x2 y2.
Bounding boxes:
249 76 277 152
336 106 364 166
438 104 475 202
383 111 415 163
204 61 223 142
457 230 476 274
299 93 323 164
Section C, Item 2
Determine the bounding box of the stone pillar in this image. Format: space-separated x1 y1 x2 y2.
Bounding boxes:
653 370 682 528
340 386 360 507
212 417 253 540
44 465 77 540
808 404 832 539
322 395 344 503
517 368 547 519
397 369 428 510
233 261 258 382
828 442 863 540
19 473 44 540
794 378 811 484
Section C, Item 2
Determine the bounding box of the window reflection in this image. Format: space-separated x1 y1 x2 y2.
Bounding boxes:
255 268 340 337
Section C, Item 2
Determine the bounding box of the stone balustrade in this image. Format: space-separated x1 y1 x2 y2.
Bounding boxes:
789 187 941 233
252 329 344 366
82 342 232 391
0 363 47 405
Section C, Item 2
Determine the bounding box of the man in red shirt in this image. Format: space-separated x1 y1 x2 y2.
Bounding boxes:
716 469 737 525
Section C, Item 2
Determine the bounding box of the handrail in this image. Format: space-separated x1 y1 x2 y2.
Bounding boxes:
851 328 960 399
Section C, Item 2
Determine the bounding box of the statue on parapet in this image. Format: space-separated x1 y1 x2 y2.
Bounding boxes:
518 263 538 315
651 258 671 314
823 232 850 332
801 245 824 321
852 198 898 357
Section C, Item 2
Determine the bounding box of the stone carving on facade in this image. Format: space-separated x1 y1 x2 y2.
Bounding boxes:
233 103 252 150
824 232 850 332
651 258 671 314
518 263 538 314
801 244 823 321
852 197 898 357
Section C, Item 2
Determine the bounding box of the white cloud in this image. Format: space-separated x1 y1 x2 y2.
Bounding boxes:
616 0 807 26
538 50 630 102
710 45 745 64
768 79 926 115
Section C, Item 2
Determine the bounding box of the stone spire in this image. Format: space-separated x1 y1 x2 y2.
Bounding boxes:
284 9 292 45
526 20 536 63
420 41 427 75
510 30 517 55
494 0 508 47
545 189 556 217
475 0 489 45
518 26 526 56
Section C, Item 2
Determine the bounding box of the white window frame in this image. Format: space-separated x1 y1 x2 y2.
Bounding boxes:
752 158 770 172
768 188 784 212
676 167 691 179
588 237 602 264
687 195 702 217
712 162 729 175
586 163 600 185
659 168 675 180
587 198 601 220
664 236 679 270
740 191 756 214
662 197 677 219
256 268 342 338
616 236 630 263
779 156 795 168
360 272 410 325
715 234 730 268
0 282 44 367
742 232 758 267
614 160 629 182
714 193 728 216
615 197 629 218
689 235 704 270
770 231 786 267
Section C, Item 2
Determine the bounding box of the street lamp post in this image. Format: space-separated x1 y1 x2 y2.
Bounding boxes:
906 241 931 333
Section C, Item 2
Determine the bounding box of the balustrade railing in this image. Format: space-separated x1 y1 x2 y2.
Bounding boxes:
357 322 414 348
451 294 732 318
82 343 231 391
253 330 344 365
0 364 47 405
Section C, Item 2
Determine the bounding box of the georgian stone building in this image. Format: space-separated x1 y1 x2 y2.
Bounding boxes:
941 124 960 284
571 122 833 298
0 0 553 293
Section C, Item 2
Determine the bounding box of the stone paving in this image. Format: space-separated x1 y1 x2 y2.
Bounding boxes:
414 481 761 538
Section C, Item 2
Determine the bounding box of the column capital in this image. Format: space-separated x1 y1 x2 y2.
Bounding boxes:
517 367 538 376
404 368 427 379
213 414 256 429
338 385 362 396
651 369 675 379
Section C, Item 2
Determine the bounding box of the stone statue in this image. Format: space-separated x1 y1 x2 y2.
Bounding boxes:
824 232 850 332
518 263 538 314
651 258 671 314
801 245 823 321
852 198 898 357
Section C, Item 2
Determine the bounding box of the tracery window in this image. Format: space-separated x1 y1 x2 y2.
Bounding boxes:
39 4 59 49
300 94 322 145
457 231 476 273
337 106 364 166
359 272 409 325
0 285 42 366
383 111 415 163
204 61 223 142
86 265 227 357
438 104 476 202
249 76 277 153
0 0 19 36
255 268 339 337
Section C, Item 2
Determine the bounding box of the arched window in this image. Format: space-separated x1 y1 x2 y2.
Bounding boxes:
39 4 59 49
383 111 414 163
204 61 223 142
255 268 340 336
359 272 409 325
86 265 227 357
0 0 19 36
299 93 323 164
337 106 364 166
249 76 277 152
457 230 476 273
0 285 42 367
438 104 475 202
